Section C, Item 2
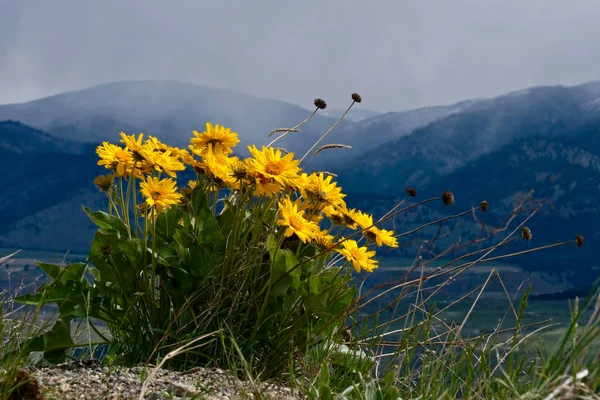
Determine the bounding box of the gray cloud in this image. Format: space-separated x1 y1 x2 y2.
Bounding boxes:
1 0 600 112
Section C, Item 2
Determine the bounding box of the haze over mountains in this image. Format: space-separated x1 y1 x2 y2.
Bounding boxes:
1 79 599 287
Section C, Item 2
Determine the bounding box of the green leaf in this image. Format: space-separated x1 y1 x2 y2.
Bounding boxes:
118 238 145 267
191 186 222 243
216 205 235 234
83 206 129 237
43 317 75 362
156 207 183 239
56 262 87 285
317 362 330 387
165 267 194 294
37 262 62 280
270 248 301 297
88 267 102 282
189 245 217 278
308 275 320 294
383 386 400 400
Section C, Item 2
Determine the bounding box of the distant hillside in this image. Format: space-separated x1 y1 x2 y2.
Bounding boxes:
319 108 382 122
336 82 600 195
0 80 352 157
0 120 84 154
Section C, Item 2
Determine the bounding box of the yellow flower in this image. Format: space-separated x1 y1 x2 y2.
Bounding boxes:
139 147 185 178
146 136 170 153
140 176 182 212
251 172 282 197
277 197 321 243
201 147 240 188
368 228 398 248
314 233 336 249
189 122 240 156
96 142 134 176
353 211 398 248
246 146 301 188
188 180 197 189
335 239 379 273
301 172 346 208
120 132 144 153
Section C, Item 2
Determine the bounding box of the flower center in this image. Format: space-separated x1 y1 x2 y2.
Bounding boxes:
151 190 163 200
289 215 304 231
265 161 283 175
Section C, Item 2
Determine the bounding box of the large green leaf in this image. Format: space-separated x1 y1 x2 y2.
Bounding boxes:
118 237 146 267
189 244 217 278
155 207 183 239
165 267 194 294
191 186 222 243
37 262 63 280
270 248 301 297
43 317 76 363
82 206 129 237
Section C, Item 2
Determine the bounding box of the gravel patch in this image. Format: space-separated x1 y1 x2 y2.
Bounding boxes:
14 360 304 400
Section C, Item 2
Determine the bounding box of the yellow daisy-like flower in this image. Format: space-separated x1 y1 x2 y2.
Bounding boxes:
302 172 346 208
353 211 398 248
201 147 240 188
120 132 144 153
140 176 182 212
96 142 134 176
177 149 196 166
189 123 240 156
139 147 185 178
290 198 323 224
277 197 321 243
314 233 336 250
251 172 282 197
146 136 170 153
188 180 198 189
246 145 301 188
335 239 379 273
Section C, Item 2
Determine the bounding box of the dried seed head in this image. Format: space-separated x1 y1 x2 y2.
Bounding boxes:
180 187 193 202
575 234 584 247
313 144 352 156
479 200 489 212
99 243 113 257
342 328 353 343
5 369 44 400
406 187 418 197
314 98 327 110
442 190 454 206
93 174 114 192
351 93 362 103
522 227 532 241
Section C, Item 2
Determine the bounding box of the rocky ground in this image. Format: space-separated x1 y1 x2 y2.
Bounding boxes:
5 360 304 400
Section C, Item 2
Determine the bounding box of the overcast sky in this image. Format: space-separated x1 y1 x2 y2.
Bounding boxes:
1 0 600 112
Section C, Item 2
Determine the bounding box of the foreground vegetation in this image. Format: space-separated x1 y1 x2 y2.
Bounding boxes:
0 94 597 399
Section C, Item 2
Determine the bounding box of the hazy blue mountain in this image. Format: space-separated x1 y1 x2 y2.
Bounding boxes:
319 108 383 122
0 120 84 154
307 99 481 169
0 122 102 247
335 82 600 195
420 120 600 285
0 80 352 157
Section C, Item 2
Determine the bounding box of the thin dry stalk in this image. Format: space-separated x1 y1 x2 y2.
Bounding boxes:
299 100 357 163
137 330 219 400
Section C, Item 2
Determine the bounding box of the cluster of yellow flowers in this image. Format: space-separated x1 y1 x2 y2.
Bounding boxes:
95 123 399 273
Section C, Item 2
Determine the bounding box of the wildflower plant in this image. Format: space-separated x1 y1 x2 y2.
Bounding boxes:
16 109 398 376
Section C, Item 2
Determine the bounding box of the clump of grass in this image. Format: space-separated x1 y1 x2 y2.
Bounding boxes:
0 251 51 400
